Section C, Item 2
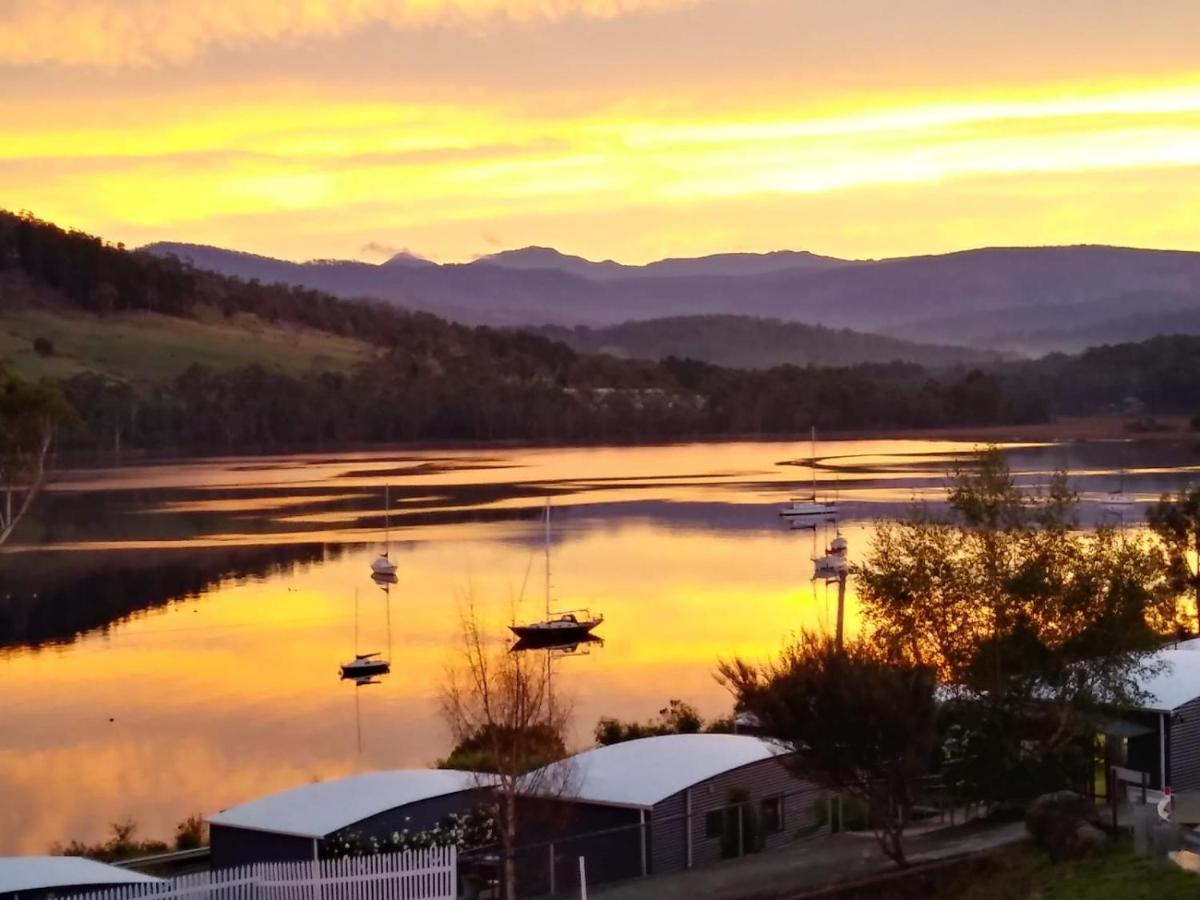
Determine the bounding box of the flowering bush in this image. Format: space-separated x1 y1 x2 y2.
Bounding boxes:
321 807 496 859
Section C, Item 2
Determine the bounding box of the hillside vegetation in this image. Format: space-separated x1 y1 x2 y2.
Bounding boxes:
538 316 1000 369
145 240 1200 353
5 210 1200 452
0 279 370 383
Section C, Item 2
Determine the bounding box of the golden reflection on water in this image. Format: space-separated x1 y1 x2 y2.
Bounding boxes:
0 523 866 854
1 438 1165 854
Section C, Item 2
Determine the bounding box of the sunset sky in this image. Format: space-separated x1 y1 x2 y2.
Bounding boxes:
5 0 1200 263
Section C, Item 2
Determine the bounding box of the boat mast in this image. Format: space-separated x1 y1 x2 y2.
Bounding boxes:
353 588 360 654
811 425 817 501
544 499 552 617
384 484 390 554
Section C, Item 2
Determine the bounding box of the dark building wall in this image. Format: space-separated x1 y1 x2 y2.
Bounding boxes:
653 755 823 874
332 790 485 846
210 824 313 868
211 789 484 869
512 796 641 897
1170 698 1200 790
1126 712 1169 791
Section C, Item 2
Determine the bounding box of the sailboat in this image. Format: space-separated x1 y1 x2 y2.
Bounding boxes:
510 501 603 644
370 485 397 576
780 427 839 519
1102 460 1135 511
341 589 391 679
813 523 849 580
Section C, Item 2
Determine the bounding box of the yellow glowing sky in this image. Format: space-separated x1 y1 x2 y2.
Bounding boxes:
4 0 1200 263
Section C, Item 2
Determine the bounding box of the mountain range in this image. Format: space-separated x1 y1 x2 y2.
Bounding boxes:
143 242 1200 355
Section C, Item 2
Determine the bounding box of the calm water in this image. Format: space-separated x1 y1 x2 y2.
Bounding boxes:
2 438 1198 854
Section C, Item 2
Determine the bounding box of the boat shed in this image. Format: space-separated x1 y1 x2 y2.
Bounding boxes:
514 734 823 896
208 769 486 868
0 856 160 900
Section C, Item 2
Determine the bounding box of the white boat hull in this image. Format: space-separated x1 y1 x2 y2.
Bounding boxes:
780 503 839 517
371 555 397 575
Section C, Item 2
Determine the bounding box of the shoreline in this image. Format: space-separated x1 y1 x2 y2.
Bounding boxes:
48 415 1195 468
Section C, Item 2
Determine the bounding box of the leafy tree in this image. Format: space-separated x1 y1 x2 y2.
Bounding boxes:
1149 486 1200 632
52 816 205 861
856 447 1175 803
438 723 565 774
718 632 938 867
594 699 730 745
0 368 76 545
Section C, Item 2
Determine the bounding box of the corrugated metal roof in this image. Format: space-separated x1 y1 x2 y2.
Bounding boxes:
0 857 160 894
530 734 790 810
207 770 483 839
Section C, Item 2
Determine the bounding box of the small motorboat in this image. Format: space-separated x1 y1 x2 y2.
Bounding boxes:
509 610 603 642
340 652 390 679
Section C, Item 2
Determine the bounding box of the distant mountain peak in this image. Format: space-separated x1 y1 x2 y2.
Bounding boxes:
381 251 435 269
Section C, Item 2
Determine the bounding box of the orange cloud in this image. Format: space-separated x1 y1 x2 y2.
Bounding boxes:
0 0 703 67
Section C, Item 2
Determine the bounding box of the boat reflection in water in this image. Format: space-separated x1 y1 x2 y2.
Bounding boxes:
510 633 605 656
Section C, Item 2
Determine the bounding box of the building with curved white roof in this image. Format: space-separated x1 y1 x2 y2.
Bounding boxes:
552 733 790 809
515 733 821 896
208 769 485 868
0 856 160 900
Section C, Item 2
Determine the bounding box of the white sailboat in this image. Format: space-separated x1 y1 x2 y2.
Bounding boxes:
812 521 849 580
510 501 603 644
370 485 398 576
781 427 839 518
1102 464 1135 512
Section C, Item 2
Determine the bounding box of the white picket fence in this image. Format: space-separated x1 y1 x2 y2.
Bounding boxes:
67 849 457 900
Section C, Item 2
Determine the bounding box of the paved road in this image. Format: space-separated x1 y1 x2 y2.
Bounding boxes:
591 821 1027 900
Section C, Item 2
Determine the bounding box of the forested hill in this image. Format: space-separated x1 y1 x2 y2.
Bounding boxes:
4 210 1200 452
537 316 1001 369
142 239 1200 355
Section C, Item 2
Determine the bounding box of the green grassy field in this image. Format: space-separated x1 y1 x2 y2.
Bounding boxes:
950 841 1200 899
0 306 373 383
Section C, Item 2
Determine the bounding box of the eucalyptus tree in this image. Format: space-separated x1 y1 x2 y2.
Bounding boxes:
1148 486 1200 633
0 368 76 546
855 447 1176 803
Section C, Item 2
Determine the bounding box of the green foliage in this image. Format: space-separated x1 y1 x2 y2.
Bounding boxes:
944 841 1200 900
857 448 1177 805
718 632 939 867
0 306 369 383
537 315 1000 370
437 723 565 775
1148 486 1200 630
594 699 719 745
0 366 78 543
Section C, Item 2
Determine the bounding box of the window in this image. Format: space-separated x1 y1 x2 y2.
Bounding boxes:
761 795 784 834
704 809 724 839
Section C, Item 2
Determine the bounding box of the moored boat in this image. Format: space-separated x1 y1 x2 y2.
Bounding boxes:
509 610 603 642
780 427 838 518
340 652 390 678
